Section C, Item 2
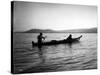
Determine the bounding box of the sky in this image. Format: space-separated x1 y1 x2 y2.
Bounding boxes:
13 1 97 31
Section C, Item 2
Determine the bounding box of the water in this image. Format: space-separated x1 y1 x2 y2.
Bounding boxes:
13 33 97 73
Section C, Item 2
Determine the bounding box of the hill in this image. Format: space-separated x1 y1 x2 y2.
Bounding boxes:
22 27 97 33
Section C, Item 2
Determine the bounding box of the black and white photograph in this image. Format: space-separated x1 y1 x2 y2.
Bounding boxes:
11 1 97 74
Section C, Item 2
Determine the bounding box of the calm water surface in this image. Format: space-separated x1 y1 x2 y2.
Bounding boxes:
13 33 97 73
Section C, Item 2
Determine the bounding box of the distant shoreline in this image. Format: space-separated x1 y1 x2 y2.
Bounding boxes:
13 27 97 33
13 32 97 33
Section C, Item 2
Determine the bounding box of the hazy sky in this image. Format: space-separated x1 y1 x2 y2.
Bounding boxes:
13 1 97 31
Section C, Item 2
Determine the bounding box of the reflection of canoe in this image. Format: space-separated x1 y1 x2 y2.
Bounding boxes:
32 35 82 47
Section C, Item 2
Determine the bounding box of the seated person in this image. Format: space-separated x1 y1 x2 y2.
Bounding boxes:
66 34 72 40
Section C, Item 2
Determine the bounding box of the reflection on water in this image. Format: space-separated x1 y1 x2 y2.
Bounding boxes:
13 33 97 73
38 47 45 64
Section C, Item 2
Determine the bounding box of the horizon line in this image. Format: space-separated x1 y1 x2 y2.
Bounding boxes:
13 27 97 32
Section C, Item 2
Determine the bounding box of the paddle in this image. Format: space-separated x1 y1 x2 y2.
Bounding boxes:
43 36 47 41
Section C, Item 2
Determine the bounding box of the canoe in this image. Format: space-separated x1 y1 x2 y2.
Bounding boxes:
32 35 82 47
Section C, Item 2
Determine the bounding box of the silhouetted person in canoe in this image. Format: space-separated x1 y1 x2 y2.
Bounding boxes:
66 34 72 40
37 33 45 46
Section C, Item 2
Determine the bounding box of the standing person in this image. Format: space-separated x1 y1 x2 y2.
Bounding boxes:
37 33 45 45
37 33 46 63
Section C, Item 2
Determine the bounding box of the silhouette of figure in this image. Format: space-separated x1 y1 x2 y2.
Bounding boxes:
37 33 47 49
67 34 72 40
37 33 46 63
37 33 45 44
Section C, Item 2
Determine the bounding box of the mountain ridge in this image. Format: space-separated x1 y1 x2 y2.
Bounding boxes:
15 27 97 33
